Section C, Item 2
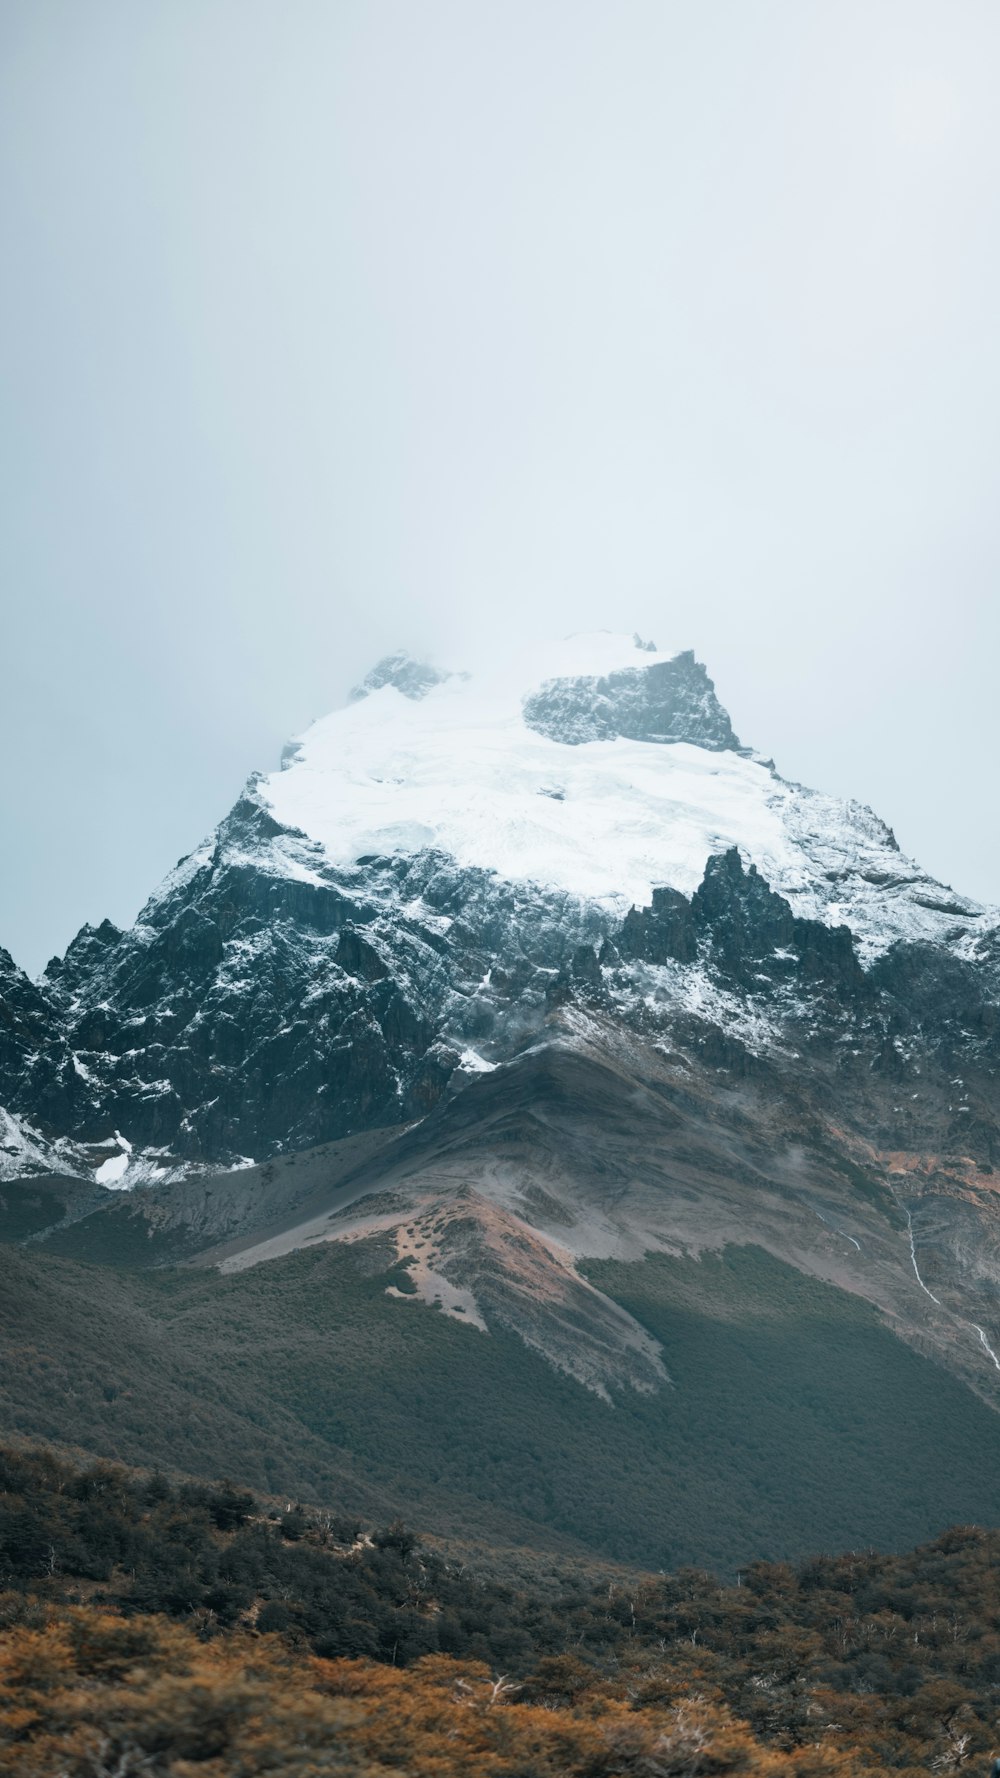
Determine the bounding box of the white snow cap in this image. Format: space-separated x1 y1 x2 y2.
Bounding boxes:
260 629 993 961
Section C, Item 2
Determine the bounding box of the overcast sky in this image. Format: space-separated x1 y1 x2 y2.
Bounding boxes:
2 0 999 975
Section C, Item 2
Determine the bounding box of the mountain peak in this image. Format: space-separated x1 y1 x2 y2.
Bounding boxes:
263 632 758 923
349 652 454 702
349 630 694 713
256 626 994 964
522 646 741 750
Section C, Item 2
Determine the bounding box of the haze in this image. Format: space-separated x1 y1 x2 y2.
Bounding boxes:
3 0 999 975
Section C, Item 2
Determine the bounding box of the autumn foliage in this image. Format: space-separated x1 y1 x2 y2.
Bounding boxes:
2 1445 999 1774
0 1604 874 1777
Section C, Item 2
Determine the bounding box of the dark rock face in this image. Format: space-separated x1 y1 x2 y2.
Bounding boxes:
350 652 453 702
689 849 864 991
0 785 611 1166
869 941 999 1065
617 887 698 964
522 651 742 749
0 947 59 1083
692 849 795 966
0 945 87 1141
44 919 123 995
615 852 864 992
570 943 604 988
604 848 1000 1163
2 808 998 1179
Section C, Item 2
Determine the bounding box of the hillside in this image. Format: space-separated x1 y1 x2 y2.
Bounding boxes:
4 1442 1000 1774
2 633 1000 1573
4 1232 1000 1573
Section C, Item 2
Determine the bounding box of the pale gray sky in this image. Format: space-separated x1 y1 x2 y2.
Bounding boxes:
3 0 999 975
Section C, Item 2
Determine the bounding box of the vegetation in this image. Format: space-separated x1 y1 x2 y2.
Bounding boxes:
0 1609 866 1778
4 1444 1000 1772
3 1238 1000 1573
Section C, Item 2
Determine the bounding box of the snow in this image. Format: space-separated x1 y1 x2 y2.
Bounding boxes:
261 631 995 961
95 1151 129 1185
457 1048 497 1074
95 1130 133 1188
974 1324 1000 1371
627 961 787 1059
904 1206 943 1307
0 1105 89 1182
0 1106 59 1178
265 633 792 912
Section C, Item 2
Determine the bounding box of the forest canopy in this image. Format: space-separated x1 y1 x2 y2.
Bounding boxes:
2 1443 1000 1773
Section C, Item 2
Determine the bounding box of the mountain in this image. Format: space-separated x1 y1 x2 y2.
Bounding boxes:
3 629 1000 1568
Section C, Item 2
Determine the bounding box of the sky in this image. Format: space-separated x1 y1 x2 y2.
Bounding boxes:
2 0 999 976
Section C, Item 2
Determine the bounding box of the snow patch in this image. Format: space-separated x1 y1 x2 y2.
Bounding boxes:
94 1131 133 1188
457 1048 497 1074
0 1106 90 1182
95 1152 129 1186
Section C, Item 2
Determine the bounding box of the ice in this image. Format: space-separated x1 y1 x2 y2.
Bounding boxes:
457 1048 497 1073
95 1130 132 1187
264 633 794 920
261 630 995 960
95 1151 129 1185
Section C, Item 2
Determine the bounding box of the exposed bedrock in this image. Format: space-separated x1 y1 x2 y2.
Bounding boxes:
522 650 742 748
1 831 997 1181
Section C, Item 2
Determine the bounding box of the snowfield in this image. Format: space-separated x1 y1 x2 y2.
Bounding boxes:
262 632 993 963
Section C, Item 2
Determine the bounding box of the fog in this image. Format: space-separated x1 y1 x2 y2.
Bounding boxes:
3 0 999 974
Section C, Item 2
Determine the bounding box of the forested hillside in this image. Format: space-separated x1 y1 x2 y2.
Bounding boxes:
6 1235 1000 1573
3 1443 1000 1773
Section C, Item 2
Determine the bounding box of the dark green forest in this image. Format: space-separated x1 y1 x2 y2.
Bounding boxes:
2 1235 1000 1572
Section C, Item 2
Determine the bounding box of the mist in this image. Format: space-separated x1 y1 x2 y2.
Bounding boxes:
3 0 999 973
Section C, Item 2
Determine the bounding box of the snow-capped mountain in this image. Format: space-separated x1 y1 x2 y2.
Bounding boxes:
3 629 1000 1404
7 627 1000 1571
266 630 992 962
1 630 997 1187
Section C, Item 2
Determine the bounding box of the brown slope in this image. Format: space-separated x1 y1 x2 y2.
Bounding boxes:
192 1012 1000 1409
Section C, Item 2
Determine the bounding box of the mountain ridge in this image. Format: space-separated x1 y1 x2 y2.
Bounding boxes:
2 631 996 1187
3 628 1000 1565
